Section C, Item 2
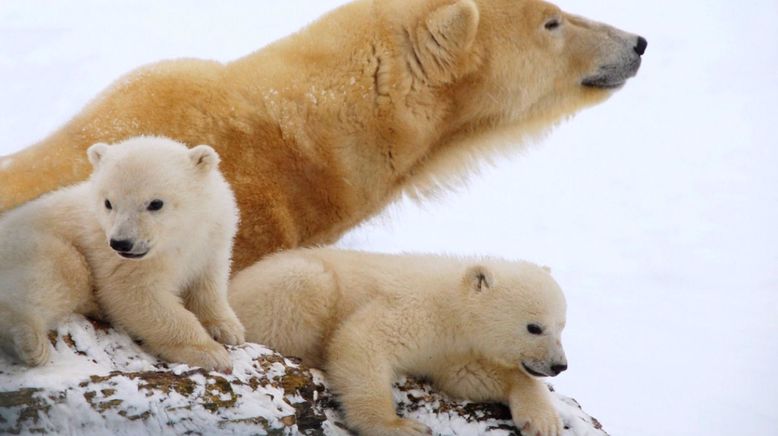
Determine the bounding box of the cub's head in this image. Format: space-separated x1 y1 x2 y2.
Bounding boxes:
86 136 222 260
461 261 567 378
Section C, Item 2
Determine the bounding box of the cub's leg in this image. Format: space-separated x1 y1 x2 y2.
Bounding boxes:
0 308 49 366
327 307 432 436
0 237 93 366
432 359 562 436
184 256 244 346
229 253 339 368
508 371 563 436
98 279 231 371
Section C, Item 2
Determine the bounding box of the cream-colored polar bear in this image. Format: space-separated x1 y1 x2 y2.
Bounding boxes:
229 248 568 436
0 136 244 371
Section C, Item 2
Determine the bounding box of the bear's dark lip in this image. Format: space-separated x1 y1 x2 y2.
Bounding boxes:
522 362 548 378
581 78 625 90
118 251 148 260
582 58 641 89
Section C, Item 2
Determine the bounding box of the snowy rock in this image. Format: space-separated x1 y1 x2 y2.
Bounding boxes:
0 316 607 435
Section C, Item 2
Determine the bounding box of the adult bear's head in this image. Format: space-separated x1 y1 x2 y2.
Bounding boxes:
383 0 645 117
375 0 645 193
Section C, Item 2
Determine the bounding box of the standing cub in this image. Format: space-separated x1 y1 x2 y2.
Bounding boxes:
0 136 244 371
230 248 568 436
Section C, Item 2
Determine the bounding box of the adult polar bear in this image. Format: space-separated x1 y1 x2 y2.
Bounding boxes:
0 0 645 270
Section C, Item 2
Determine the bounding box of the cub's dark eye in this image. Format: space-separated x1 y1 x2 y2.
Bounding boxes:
544 19 560 30
147 200 164 211
104 199 112 210
527 324 543 335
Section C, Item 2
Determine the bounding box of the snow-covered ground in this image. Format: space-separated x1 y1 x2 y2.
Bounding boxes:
1 1 776 435
0 316 607 435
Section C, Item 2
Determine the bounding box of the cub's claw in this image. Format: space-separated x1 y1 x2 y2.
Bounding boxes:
203 316 245 346
161 340 232 372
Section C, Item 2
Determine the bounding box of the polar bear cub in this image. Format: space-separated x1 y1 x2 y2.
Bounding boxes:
0 136 244 370
229 248 568 436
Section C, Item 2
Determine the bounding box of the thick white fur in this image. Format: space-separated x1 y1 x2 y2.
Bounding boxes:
230 248 568 435
0 136 243 371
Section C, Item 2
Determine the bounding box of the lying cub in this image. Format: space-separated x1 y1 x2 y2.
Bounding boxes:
230 248 568 435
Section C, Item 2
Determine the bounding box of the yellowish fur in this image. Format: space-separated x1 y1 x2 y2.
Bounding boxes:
230 248 568 435
0 0 644 271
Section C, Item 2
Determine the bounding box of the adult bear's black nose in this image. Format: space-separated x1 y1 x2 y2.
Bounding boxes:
550 363 568 376
110 239 134 252
634 36 648 56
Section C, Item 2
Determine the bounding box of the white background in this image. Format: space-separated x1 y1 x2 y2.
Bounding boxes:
1 1 776 434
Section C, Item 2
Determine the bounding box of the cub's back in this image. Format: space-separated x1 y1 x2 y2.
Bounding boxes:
302 248 470 301
0 184 94 262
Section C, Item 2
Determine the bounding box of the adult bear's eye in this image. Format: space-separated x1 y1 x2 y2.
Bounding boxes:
147 200 164 211
527 324 543 335
104 199 112 210
544 19 560 31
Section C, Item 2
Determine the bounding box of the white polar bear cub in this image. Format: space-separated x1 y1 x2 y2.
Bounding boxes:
229 248 568 436
0 136 244 371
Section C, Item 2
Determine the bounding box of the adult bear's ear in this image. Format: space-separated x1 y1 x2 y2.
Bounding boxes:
412 0 480 83
87 143 109 168
463 265 494 293
189 144 220 173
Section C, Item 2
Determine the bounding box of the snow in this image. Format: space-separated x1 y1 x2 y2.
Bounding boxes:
0 316 605 435
1 1 777 435
0 316 318 435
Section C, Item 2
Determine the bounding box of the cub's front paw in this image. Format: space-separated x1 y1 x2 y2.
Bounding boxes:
162 340 232 372
202 316 245 346
514 406 563 436
13 325 50 367
365 418 432 436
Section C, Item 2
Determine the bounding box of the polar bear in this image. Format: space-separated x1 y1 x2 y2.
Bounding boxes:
229 248 568 435
0 136 244 370
0 0 646 271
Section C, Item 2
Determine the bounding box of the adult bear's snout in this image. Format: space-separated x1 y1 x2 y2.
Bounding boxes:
550 363 568 376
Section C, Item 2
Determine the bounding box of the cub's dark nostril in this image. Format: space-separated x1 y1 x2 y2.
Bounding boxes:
551 364 568 375
634 36 648 56
109 239 134 252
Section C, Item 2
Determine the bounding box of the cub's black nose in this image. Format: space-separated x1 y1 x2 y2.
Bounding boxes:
634 36 648 56
110 239 134 252
550 363 568 376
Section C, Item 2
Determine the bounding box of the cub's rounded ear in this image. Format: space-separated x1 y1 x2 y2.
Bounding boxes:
189 145 220 173
87 143 109 168
463 265 495 293
542 265 552 274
